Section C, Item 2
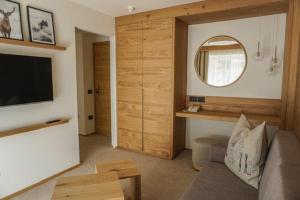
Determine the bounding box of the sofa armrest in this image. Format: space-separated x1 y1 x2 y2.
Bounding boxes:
209 143 227 163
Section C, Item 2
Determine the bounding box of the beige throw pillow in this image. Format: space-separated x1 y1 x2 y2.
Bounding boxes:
225 114 268 189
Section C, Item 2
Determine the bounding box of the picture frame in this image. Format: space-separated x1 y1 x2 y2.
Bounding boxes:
0 0 23 41
27 6 56 45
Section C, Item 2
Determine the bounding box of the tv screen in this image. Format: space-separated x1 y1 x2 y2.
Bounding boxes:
0 53 53 107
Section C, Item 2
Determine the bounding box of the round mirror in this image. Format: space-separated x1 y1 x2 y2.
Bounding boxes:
194 36 247 87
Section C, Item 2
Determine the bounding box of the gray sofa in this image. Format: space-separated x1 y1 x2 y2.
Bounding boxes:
181 131 300 200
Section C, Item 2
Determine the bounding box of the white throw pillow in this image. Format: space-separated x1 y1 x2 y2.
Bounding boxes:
224 114 268 189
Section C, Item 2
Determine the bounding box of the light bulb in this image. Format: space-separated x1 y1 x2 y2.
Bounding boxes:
272 58 281 66
254 51 264 61
267 46 281 75
268 57 281 75
267 67 275 75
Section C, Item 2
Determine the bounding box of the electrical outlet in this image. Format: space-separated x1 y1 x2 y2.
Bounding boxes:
197 96 205 103
189 96 205 103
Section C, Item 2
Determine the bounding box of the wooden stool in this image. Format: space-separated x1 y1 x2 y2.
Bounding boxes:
52 172 124 200
96 160 141 200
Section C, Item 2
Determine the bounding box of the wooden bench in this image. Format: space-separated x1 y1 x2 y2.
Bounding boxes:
96 160 141 200
52 172 124 200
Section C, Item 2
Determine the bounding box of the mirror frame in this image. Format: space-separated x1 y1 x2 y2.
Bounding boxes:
194 35 248 88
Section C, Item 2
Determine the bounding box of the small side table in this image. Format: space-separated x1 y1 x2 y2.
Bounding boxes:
96 160 141 200
192 137 222 171
52 172 124 200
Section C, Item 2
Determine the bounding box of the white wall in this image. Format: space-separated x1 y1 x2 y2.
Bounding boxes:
76 30 109 135
110 36 117 148
186 14 286 148
76 31 86 135
0 0 114 198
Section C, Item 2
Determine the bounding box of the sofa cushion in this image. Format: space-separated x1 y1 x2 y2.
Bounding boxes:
180 162 258 200
259 131 300 200
225 114 268 189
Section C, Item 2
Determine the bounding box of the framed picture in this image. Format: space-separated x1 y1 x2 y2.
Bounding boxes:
27 6 56 45
0 0 23 40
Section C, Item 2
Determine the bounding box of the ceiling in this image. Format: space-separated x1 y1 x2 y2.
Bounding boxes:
68 0 201 17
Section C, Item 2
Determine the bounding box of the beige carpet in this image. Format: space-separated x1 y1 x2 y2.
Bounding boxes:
13 134 197 200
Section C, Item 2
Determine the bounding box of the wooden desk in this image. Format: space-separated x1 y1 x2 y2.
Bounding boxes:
96 160 141 200
52 172 124 200
176 111 281 126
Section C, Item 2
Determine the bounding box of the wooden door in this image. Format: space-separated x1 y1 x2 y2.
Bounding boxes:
142 18 174 158
94 42 111 136
117 23 143 151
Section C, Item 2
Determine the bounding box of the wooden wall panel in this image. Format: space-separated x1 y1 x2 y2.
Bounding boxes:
281 0 300 133
116 0 288 26
117 23 143 152
187 96 282 116
178 1 288 25
172 19 188 157
296 53 300 139
142 18 173 158
115 0 296 156
281 1 294 129
292 0 300 140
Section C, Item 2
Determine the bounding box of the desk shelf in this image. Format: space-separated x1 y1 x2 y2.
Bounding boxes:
0 38 67 51
0 118 70 138
176 111 281 126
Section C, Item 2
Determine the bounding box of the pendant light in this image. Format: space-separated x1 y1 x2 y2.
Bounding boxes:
269 46 281 74
268 16 281 74
254 41 264 61
254 19 264 61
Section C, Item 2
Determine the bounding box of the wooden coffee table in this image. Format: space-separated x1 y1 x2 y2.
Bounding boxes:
96 160 141 200
52 172 124 200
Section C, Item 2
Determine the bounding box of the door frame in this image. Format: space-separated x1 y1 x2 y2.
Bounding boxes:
74 28 118 147
109 36 118 148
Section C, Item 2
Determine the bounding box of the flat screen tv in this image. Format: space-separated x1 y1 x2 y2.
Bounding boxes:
0 53 53 107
